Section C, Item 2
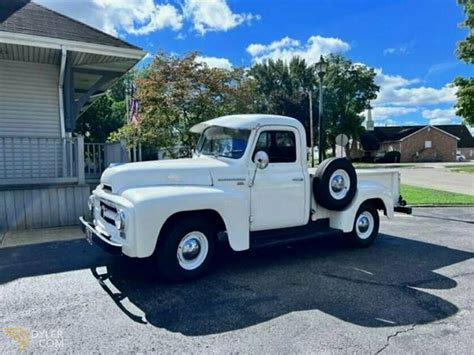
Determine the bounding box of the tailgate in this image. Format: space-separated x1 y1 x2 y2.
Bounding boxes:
357 169 400 206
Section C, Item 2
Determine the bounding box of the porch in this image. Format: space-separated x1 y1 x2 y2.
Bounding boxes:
0 135 127 186
0 136 128 231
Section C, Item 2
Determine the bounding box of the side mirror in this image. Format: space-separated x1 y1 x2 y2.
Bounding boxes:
250 151 269 187
254 151 270 170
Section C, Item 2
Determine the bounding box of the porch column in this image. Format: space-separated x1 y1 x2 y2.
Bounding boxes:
76 136 85 185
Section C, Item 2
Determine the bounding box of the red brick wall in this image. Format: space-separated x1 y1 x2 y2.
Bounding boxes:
400 127 457 162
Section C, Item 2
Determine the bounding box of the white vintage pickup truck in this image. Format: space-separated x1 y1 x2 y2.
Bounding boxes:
80 114 410 281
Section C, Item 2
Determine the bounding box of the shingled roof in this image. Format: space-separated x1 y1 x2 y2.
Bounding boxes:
0 0 140 50
360 125 474 151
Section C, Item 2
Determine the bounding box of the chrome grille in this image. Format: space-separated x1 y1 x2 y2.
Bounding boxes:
100 200 117 226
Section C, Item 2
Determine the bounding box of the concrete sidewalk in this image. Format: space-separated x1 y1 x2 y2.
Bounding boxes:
0 226 83 248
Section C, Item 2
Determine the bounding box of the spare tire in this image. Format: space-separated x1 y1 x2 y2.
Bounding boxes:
313 158 357 211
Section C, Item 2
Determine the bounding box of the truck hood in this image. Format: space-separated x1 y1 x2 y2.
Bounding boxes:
101 157 226 193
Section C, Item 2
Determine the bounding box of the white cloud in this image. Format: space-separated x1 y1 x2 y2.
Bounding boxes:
374 119 397 127
94 0 183 36
372 106 417 120
246 37 300 57
374 69 457 107
428 118 454 125
383 48 396 55
383 45 408 56
36 0 182 36
383 85 457 106
35 0 255 36
195 55 233 69
246 35 350 64
421 108 456 120
421 108 460 125
375 68 419 92
183 0 260 34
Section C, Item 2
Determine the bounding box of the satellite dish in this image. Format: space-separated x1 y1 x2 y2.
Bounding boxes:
335 134 349 146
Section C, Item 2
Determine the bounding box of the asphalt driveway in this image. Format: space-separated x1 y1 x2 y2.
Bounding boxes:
0 207 473 353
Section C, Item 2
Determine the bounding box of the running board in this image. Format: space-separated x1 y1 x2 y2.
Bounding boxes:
249 218 343 249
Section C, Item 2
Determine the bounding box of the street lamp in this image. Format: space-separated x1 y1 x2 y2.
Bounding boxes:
315 55 328 164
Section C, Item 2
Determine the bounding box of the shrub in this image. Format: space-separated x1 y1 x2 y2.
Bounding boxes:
376 151 401 163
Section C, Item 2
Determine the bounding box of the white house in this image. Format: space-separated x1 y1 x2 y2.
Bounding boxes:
0 0 145 231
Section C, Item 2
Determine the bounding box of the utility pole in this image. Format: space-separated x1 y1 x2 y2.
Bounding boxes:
309 90 314 167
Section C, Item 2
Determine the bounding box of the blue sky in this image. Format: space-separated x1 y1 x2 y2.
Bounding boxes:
37 0 473 128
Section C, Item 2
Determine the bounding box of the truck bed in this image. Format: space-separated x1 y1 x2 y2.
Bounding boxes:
308 168 401 206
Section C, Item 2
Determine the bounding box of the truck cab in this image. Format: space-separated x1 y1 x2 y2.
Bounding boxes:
81 114 408 281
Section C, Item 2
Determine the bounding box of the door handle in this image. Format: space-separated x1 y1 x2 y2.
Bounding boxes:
292 177 304 182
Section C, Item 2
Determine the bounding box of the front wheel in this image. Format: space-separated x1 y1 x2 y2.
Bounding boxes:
155 217 216 282
346 203 380 247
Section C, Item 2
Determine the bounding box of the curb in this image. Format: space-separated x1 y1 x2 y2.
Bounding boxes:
408 204 474 208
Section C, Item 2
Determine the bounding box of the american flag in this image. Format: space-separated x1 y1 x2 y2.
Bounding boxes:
127 82 140 125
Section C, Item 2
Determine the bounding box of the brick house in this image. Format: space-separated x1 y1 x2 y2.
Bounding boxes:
359 124 474 162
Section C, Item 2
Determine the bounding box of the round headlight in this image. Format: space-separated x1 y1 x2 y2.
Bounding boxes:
88 195 95 211
114 210 126 231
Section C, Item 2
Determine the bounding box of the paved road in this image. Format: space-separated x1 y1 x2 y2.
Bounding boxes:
400 166 474 195
0 207 473 353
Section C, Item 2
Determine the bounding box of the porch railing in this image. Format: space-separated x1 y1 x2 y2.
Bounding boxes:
84 143 105 180
0 136 81 186
0 136 128 187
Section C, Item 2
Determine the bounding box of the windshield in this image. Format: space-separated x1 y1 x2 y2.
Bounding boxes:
197 126 251 159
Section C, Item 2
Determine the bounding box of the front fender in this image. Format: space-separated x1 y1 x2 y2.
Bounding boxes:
122 185 250 257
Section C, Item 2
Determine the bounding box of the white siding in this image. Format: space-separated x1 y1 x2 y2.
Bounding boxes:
0 185 90 231
0 59 60 137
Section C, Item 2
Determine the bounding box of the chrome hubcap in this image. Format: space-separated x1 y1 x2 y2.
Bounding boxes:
181 238 201 260
331 175 345 193
177 232 209 270
356 211 374 240
357 216 370 233
329 169 350 200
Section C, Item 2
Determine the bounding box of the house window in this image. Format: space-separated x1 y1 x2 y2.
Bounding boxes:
425 141 432 149
471 150 474 157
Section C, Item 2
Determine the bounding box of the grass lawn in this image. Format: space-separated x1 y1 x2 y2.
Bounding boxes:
353 163 415 169
447 166 474 174
401 184 474 205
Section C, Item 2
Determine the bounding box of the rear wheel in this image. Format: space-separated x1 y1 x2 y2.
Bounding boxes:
346 203 380 247
155 216 216 282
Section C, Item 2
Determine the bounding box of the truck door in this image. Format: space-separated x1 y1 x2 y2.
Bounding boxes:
249 126 307 231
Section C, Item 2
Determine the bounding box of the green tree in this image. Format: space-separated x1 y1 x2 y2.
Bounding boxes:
248 57 316 132
249 55 379 159
75 95 126 143
454 0 474 125
75 75 132 142
322 55 379 159
110 51 259 157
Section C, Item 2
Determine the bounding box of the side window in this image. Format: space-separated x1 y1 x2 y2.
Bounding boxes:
254 130 297 163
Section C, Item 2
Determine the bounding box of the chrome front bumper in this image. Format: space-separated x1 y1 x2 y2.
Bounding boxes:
79 216 123 255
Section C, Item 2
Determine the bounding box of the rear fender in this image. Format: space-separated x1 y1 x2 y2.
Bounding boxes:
323 180 394 233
